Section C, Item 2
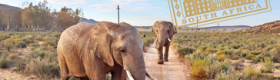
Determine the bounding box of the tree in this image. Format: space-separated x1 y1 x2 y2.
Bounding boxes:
0 10 3 30
58 7 83 29
1 8 15 31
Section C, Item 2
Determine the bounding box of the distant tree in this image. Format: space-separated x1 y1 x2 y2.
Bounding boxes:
1 8 15 31
58 7 83 29
0 10 3 30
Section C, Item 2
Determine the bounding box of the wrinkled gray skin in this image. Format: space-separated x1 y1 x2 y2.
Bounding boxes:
152 21 177 64
57 22 150 80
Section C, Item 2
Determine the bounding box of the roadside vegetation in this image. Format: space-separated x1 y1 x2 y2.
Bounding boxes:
171 31 280 79
0 31 61 79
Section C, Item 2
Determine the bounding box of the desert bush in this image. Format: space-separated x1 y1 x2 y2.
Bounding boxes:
0 34 9 41
36 35 43 41
1 38 14 52
215 71 240 80
260 57 274 73
190 59 209 78
29 43 40 49
208 61 230 79
252 54 264 63
217 54 227 62
246 53 255 60
230 54 239 60
0 58 9 68
22 35 34 44
8 53 19 60
43 36 58 47
204 47 215 54
24 57 59 78
177 47 195 57
142 37 154 47
14 38 27 48
171 42 180 49
250 50 261 55
242 67 262 79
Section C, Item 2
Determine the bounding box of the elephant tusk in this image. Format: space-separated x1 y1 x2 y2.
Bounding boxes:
155 39 157 42
126 71 134 80
146 72 157 80
168 37 171 42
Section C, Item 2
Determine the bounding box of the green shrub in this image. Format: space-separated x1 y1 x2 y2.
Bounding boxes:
260 57 274 73
22 35 34 44
1 38 14 52
142 37 154 47
190 59 209 78
250 50 261 55
242 67 262 79
217 54 227 62
24 57 59 78
241 52 248 57
8 54 19 60
171 42 180 49
36 35 43 41
231 54 239 60
14 38 26 48
246 54 255 60
204 47 215 54
252 54 264 63
43 36 58 48
0 58 9 68
177 47 195 57
199 46 207 51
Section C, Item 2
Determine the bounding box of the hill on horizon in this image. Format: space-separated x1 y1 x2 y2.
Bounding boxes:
0 3 21 10
236 20 280 34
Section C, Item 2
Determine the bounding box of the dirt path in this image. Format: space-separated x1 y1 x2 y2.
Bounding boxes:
144 42 191 80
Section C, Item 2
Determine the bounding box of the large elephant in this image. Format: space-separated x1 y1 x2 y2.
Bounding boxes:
57 22 156 80
152 21 177 64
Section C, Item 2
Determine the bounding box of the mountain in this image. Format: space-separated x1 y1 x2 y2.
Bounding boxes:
80 18 99 24
236 20 280 33
134 26 152 29
192 25 252 30
0 4 21 10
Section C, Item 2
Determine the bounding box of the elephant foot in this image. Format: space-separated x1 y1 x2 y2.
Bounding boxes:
164 58 168 62
158 60 164 64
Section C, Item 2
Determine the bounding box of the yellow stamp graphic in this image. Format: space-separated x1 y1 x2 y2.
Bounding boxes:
168 0 272 28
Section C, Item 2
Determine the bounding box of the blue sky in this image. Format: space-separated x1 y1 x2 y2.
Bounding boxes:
0 0 279 27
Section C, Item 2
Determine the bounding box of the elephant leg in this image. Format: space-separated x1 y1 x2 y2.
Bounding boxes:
157 47 164 64
112 67 126 80
58 54 70 80
84 55 106 80
164 43 170 62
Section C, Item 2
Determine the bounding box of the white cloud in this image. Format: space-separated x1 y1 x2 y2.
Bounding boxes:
88 0 160 12
37 0 86 5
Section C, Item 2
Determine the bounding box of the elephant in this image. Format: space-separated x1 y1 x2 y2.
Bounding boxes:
57 22 156 80
152 21 177 64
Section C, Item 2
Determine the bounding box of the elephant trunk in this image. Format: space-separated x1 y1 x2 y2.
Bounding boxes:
124 52 146 80
156 35 171 49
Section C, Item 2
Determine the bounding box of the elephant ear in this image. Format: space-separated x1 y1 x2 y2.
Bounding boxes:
89 22 114 66
152 21 159 34
169 22 177 35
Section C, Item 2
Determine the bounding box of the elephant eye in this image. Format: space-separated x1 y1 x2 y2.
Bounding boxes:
120 50 126 53
167 30 170 33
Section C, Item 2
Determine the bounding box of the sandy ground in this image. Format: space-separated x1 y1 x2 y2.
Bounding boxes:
0 69 36 80
144 42 191 80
